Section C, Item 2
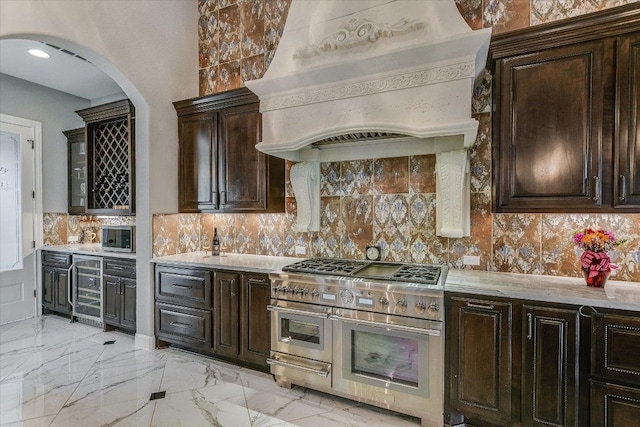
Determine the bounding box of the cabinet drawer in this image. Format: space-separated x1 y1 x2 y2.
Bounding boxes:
590 381 640 427
42 251 71 268
104 258 136 278
592 313 640 387
156 303 211 349
155 266 211 308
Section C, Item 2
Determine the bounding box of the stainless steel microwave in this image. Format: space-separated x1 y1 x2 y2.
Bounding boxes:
102 225 135 253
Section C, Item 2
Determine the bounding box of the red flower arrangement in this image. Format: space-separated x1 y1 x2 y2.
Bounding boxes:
573 228 624 287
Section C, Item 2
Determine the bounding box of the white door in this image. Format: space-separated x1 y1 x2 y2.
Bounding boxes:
0 117 38 324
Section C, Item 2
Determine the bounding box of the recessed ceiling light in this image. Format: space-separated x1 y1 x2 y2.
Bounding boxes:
28 49 50 59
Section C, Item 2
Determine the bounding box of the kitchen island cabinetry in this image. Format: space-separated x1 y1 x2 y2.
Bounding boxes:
173 88 285 214
490 6 640 213
41 251 72 315
155 264 270 371
103 257 136 332
446 293 588 427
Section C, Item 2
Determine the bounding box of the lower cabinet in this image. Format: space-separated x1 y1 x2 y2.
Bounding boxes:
155 264 270 372
102 257 136 332
590 381 640 427
446 293 588 427
41 251 72 315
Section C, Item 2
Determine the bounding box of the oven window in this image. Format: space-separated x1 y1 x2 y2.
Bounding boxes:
281 318 321 345
351 330 419 387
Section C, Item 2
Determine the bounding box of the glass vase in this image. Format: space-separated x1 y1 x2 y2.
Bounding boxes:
582 268 611 288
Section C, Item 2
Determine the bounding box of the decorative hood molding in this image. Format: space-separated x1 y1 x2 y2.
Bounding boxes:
245 0 491 237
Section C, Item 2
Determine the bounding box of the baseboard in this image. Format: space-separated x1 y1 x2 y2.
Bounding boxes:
135 333 155 351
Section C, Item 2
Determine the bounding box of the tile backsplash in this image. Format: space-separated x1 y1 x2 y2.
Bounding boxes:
43 213 136 245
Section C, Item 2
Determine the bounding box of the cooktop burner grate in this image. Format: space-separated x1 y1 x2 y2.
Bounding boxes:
282 258 369 276
392 265 441 283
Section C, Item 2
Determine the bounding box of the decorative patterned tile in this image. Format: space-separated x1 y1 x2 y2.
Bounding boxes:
409 155 436 194
285 161 295 197
216 60 242 92
597 213 640 282
198 13 213 41
265 49 277 70
374 157 409 194
529 0 634 25
152 214 179 257
472 69 492 114
235 214 259 254
199 33 219 69
258 214 284 256
455 0 484 30
410 233 449 265
177 214 201 254
320 162 341 196
449 192 492 270
199 67 216 96
218 0 238 8
241 54 265 82
241 0 265 57
541 214 596 278
213 213 236 253
265 0 291 51
342 196 373 259
484 0 531 34
373 195 411 262
314 197 341 258
341 160 372 196
493 214 542 274
409 193 437 232
219 4 241 63
283 198 312 257
43 213 67 246
198 0 218 16
470 113 491 193
200 214 214 252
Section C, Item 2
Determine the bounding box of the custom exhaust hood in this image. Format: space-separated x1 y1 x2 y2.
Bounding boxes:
245 0 491 237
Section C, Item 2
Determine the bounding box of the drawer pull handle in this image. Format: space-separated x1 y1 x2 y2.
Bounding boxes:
170 321 192 329
527 313 533 340
171 284 193 289
110 265 125 271
466 302 495 310
266 357 330 377
248 278 268 284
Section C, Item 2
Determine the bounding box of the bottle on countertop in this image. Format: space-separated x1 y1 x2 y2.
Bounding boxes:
212 227 220 256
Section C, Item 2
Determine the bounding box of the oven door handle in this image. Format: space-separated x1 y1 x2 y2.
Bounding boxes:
266 357 331 377
329 314 441 337
267 304 329 319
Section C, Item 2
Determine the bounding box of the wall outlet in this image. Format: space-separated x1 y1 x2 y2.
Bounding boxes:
463 255 481 266
68 235 79 243
295 245 306 255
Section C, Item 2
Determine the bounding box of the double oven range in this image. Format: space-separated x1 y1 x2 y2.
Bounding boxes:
268 258 446 427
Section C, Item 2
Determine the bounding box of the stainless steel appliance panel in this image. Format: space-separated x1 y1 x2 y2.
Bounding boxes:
102 225 135 253
72 255 103 323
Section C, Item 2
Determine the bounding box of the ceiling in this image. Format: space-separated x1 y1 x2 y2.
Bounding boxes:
0 39 124 101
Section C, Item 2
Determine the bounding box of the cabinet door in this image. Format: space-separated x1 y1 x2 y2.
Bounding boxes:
591 381 640 427
42 266 54 309
213 271 239 357
218 103 267 211
178 112 218 212
522 305 580 426
54 269 71 314
447 296 513 426
120 278 136 331
592 313 640 388
495 39 610 212
65 128 86 215
240 273 270 369
615 32 640 208
103 275 120 325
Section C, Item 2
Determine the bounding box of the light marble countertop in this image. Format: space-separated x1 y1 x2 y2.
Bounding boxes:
151 251 301 274
40 244 136 260
150 252 640 311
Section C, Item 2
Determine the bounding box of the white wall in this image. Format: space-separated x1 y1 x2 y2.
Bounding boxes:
0 73 90 212
0 0 199 348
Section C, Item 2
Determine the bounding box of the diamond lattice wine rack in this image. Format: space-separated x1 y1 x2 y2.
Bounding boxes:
76 100 135 215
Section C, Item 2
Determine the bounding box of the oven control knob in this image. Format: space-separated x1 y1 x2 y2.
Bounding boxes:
396 299 407 312
311 289 319 299
428 302 440 316
415 301 426 314
379 297 389 307
340 289 354 304
301 288 309 297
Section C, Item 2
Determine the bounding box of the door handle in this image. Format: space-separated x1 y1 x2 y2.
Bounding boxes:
267 304 329 319
466 302 494 310
592 176 600 202
220 191 227 205
619 175 627 201
266 357 330 377
527 313 533 340
231 279 235 297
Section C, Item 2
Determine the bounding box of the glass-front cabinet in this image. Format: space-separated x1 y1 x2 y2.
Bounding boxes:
64 128 86 214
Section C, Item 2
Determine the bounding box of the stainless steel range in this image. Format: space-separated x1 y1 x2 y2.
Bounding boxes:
267 258 446 427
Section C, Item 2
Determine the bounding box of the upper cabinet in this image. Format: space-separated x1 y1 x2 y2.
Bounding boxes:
173 88 285 213
64 128 86 215
490 5 640 213
76 100 135 215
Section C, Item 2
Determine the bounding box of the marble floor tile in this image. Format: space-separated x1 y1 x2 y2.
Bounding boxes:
0 316 423 427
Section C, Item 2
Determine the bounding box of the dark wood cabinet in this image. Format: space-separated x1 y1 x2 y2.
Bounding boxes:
521 305 585 427
103 257 136 332
591 381 640 427
240 273 271 368
76 100 135 215
490 6 640 213
156 302 213 351
174 88 285 213
447 295 513 426
213 271 240 357
41 251 72 315
64 128 86 215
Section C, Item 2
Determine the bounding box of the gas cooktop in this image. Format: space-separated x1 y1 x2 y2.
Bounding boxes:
281 257 442 285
